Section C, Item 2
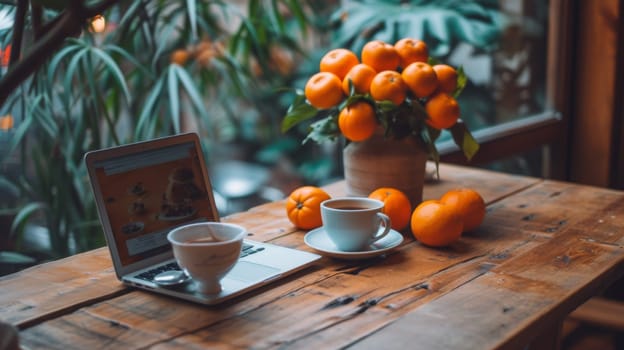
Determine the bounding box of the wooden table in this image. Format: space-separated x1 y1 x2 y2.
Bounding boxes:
1 164 624 349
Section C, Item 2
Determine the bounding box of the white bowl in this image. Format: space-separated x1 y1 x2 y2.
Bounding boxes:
167 222 246 294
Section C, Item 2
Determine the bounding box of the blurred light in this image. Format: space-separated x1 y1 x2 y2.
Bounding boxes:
90 15 106 33
0 114 14 130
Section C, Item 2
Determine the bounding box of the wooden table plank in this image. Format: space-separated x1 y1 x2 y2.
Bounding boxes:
351 238 624 350
6 164 624 350
0 248 127 327
350 183 624 350
15 188 559 348
424 163 540 204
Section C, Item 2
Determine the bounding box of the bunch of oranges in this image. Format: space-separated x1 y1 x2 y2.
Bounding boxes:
304 38 462 142
170 39 225 68
411 188 486 247
286 185 485 248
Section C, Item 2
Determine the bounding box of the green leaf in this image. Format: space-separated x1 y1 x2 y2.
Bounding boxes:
62 48 88 105
454 66 468 98
31 96 58 139
90 47 132 103
167 66 181 133
11 202 47 237
377 100 397 112
286 0 309 34
270 0 286 33
185 0 198 40
48 44 80 82
135 76 164 139
152 18 177 69
331 1 504 57
6 100 37 155
0 251 36 264
303 115 340 144
449 119 480 161
174 65 213 132
281 92 320 132
0 176 19 198
104 44 153 78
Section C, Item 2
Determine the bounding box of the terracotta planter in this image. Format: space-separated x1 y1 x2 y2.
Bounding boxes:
343 132 428 206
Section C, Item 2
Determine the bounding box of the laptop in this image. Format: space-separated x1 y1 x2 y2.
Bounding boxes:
85 132 321 305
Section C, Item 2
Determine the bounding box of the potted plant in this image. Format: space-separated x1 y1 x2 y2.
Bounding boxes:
0 1 324 260
282 38 479 205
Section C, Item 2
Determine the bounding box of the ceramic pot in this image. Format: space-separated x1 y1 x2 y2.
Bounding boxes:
342 131 428 206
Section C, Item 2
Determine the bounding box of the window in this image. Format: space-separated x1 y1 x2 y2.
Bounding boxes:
438 0 571 180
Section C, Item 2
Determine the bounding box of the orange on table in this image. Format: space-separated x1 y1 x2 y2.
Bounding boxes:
286 186 331 230
368 187 412 231
361 40 401 72
342 63 377 95
320 48 359 80
440 188 486 232
432 64 458 94
394 38 429 68
338 101 377 142
410 200 463 247
370 70 407 106
304 72 344 109
425 92 460 129
401 62 439 98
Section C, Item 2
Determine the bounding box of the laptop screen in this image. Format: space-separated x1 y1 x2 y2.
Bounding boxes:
92 141 218 267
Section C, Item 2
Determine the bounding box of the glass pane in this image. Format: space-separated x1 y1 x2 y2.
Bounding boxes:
443 0 551 177
452 0 550 131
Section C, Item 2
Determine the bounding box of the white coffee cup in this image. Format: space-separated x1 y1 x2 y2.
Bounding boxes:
320 197 392 252
167 222 246 294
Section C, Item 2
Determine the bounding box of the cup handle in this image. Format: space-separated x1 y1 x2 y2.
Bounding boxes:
371 212 392 244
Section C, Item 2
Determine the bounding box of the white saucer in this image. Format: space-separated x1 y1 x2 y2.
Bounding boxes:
304 227 404 260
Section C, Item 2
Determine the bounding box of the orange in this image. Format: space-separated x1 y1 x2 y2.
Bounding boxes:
361 40 400 72
342 63 377 95
368 187 412 231
394 38 429 68
171 49 190 65
320 48 359 80
1 44 10 67
338 101 377 142
286 186 331 230
410 200 463 247
440 188 486 232
0 114 14 130
304 72 345 109
401 62 439 98
425 92 460 129
432 64 458 94
370 70 406 105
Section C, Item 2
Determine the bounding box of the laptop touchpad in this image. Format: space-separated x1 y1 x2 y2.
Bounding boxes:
226 261 280 283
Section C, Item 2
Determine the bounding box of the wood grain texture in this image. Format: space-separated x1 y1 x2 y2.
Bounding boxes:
0 248 126 327
2 164 623 350
352 182 624 350
570 0 619 186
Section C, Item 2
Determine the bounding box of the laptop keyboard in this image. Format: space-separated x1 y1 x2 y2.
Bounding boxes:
136 261 181 281
135 242 264 282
